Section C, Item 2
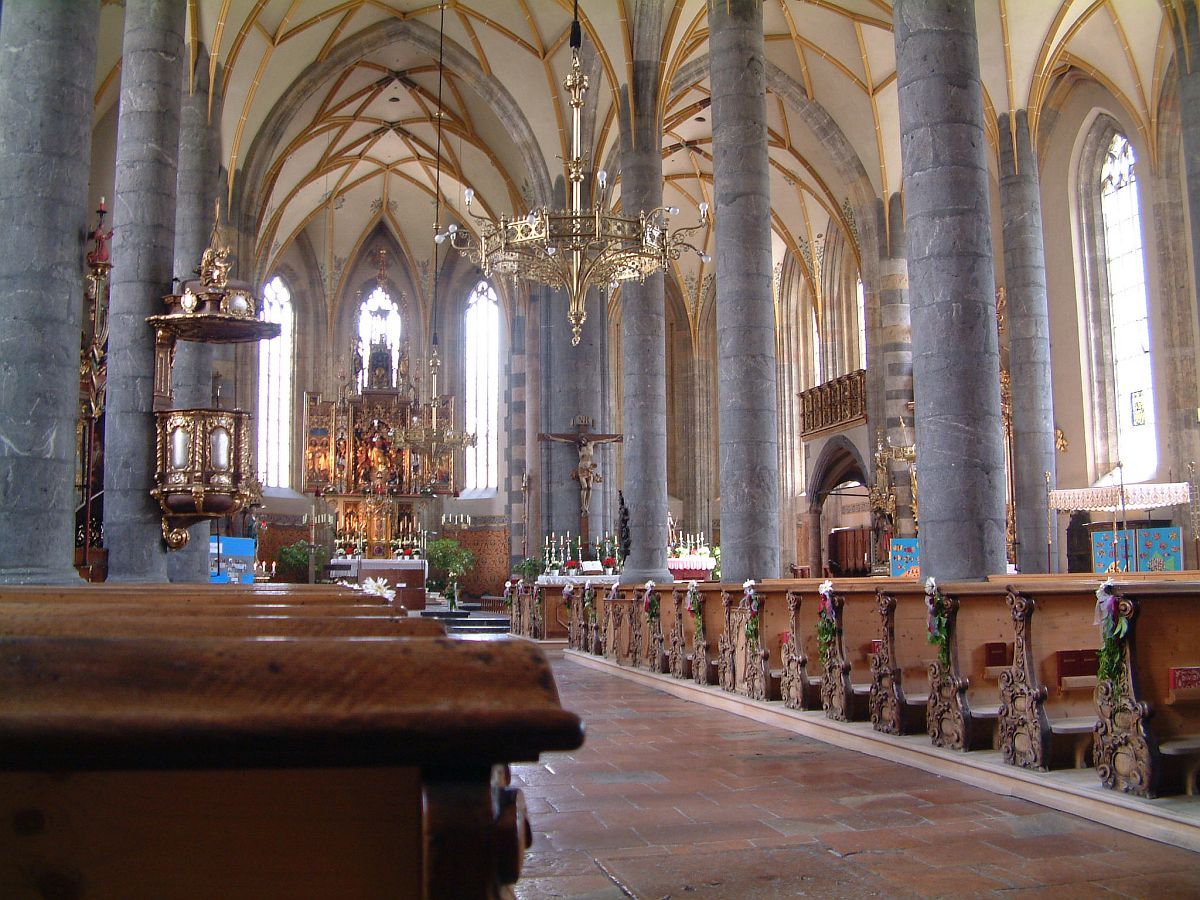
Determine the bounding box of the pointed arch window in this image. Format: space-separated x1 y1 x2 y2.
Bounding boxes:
463 280 499 492
1078 122 1157 484
1099 134 1156 482
356 286 402 390
257 276 294 487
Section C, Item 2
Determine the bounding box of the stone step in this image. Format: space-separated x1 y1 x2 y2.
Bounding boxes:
420 610 471 619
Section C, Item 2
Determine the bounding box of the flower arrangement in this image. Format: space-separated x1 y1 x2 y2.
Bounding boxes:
343 576 395 602
502 578 515 609
602 556 616 569
607 582 620 603
743 579 762 644
562 582 576 601
565 558 581 571
582 579 596 621
643 580 659 622
816 579 837 664
445 577 459 611
924 577 949 667
1095 578 1126 695
686 579 702 632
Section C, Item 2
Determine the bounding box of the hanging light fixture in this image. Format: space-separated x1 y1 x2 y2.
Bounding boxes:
437 1 710 345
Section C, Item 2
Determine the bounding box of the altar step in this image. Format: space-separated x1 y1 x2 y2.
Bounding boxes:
419 607 511 636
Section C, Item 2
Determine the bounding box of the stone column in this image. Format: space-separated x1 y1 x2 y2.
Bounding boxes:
103 0 186 581
879 193 915 535
617 5 671 583
1177 4 1200 336
0 0 100 583
893 0 1008 579
708 0 780 583
999 110 1058 573
167 48 220 583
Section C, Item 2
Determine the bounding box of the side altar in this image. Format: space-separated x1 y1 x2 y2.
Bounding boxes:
302 335 474 560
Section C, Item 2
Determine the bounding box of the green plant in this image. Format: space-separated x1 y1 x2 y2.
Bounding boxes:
425 538 475 582
816 583 837 665
925 579 950 668
276 540 328 584
515 557 543 581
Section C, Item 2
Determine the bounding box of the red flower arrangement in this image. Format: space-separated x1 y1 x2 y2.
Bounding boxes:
565 559 581 570
602 556 616 568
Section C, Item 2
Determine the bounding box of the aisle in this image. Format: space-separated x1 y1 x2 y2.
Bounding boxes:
512 655 1200 899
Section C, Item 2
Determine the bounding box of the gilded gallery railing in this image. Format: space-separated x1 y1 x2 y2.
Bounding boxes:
800 369 867 437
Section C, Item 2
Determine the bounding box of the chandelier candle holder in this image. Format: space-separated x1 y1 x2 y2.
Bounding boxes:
146 212 280 548
440 12 710 345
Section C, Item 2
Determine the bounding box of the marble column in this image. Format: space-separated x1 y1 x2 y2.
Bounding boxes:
893 0 1007 579
708 0 780 583
879 193 915 535
167 48 221 582
999 110 1058 573
103 0 186 581
618 7 670 583
0 0 99 583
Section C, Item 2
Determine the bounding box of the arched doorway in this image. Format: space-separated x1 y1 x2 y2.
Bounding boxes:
805 436 870 576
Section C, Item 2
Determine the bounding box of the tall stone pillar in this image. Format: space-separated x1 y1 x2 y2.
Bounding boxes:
879 193 915 535
999 110 1058 573
542 280 603 546
103 0 186 581
167 48 221 583
893 0 1007 579
708 0 780 583
618 1 670 582
1177 4 1200 334
0 0 100 583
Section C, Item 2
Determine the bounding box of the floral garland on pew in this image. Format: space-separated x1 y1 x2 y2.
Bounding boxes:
743 579 762 644
502 578 515 610
607 581 620 604
816 579 837 664
339 576 396 603
582 579 596 622
1094 577 1126 698
643 580 659 623
924 576 950 668
686 579 702 632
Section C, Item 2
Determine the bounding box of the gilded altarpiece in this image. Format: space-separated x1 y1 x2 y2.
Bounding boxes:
303 382 458 557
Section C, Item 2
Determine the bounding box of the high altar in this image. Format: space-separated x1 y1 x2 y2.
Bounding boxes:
302 335 472 559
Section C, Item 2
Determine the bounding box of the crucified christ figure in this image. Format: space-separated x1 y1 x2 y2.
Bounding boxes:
538 417 623 548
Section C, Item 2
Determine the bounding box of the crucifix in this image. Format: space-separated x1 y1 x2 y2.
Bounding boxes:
538 415 623 553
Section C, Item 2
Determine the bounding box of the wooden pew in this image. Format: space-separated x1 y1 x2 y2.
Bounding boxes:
924 583 1016 752
870 586 929 735
0 607 446 639
0 635 582 899
990 584 1102 771
1093 582 1200 797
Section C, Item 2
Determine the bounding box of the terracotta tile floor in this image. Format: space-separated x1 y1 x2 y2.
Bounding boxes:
512 654 1200 899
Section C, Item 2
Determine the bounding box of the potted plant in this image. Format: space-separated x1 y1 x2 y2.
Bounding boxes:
275 540 328 584
602 555 616 575
425 538 475 605
514 557 543 583
564 558 581 575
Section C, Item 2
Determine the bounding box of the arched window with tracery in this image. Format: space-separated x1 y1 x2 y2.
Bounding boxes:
1077 119 1157 483
463 280 499 492
257 276 294 487
356 285 402 391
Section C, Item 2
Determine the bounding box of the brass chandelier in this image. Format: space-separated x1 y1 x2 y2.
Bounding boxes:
438 4 710 346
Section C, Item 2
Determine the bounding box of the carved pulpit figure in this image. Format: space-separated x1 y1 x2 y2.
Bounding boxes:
539 416 622 551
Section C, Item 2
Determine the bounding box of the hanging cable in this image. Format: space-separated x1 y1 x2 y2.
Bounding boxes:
430 0 447 346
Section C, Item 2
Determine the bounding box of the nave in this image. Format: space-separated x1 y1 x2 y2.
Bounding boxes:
514 657 1200 899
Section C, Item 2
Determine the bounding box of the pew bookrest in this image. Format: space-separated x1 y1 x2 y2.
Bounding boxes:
0 635 584 899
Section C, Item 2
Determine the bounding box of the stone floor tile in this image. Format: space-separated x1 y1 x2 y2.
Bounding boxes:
511 657 1200 898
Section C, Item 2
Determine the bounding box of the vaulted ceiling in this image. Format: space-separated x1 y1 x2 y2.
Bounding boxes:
92 1 1184 333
